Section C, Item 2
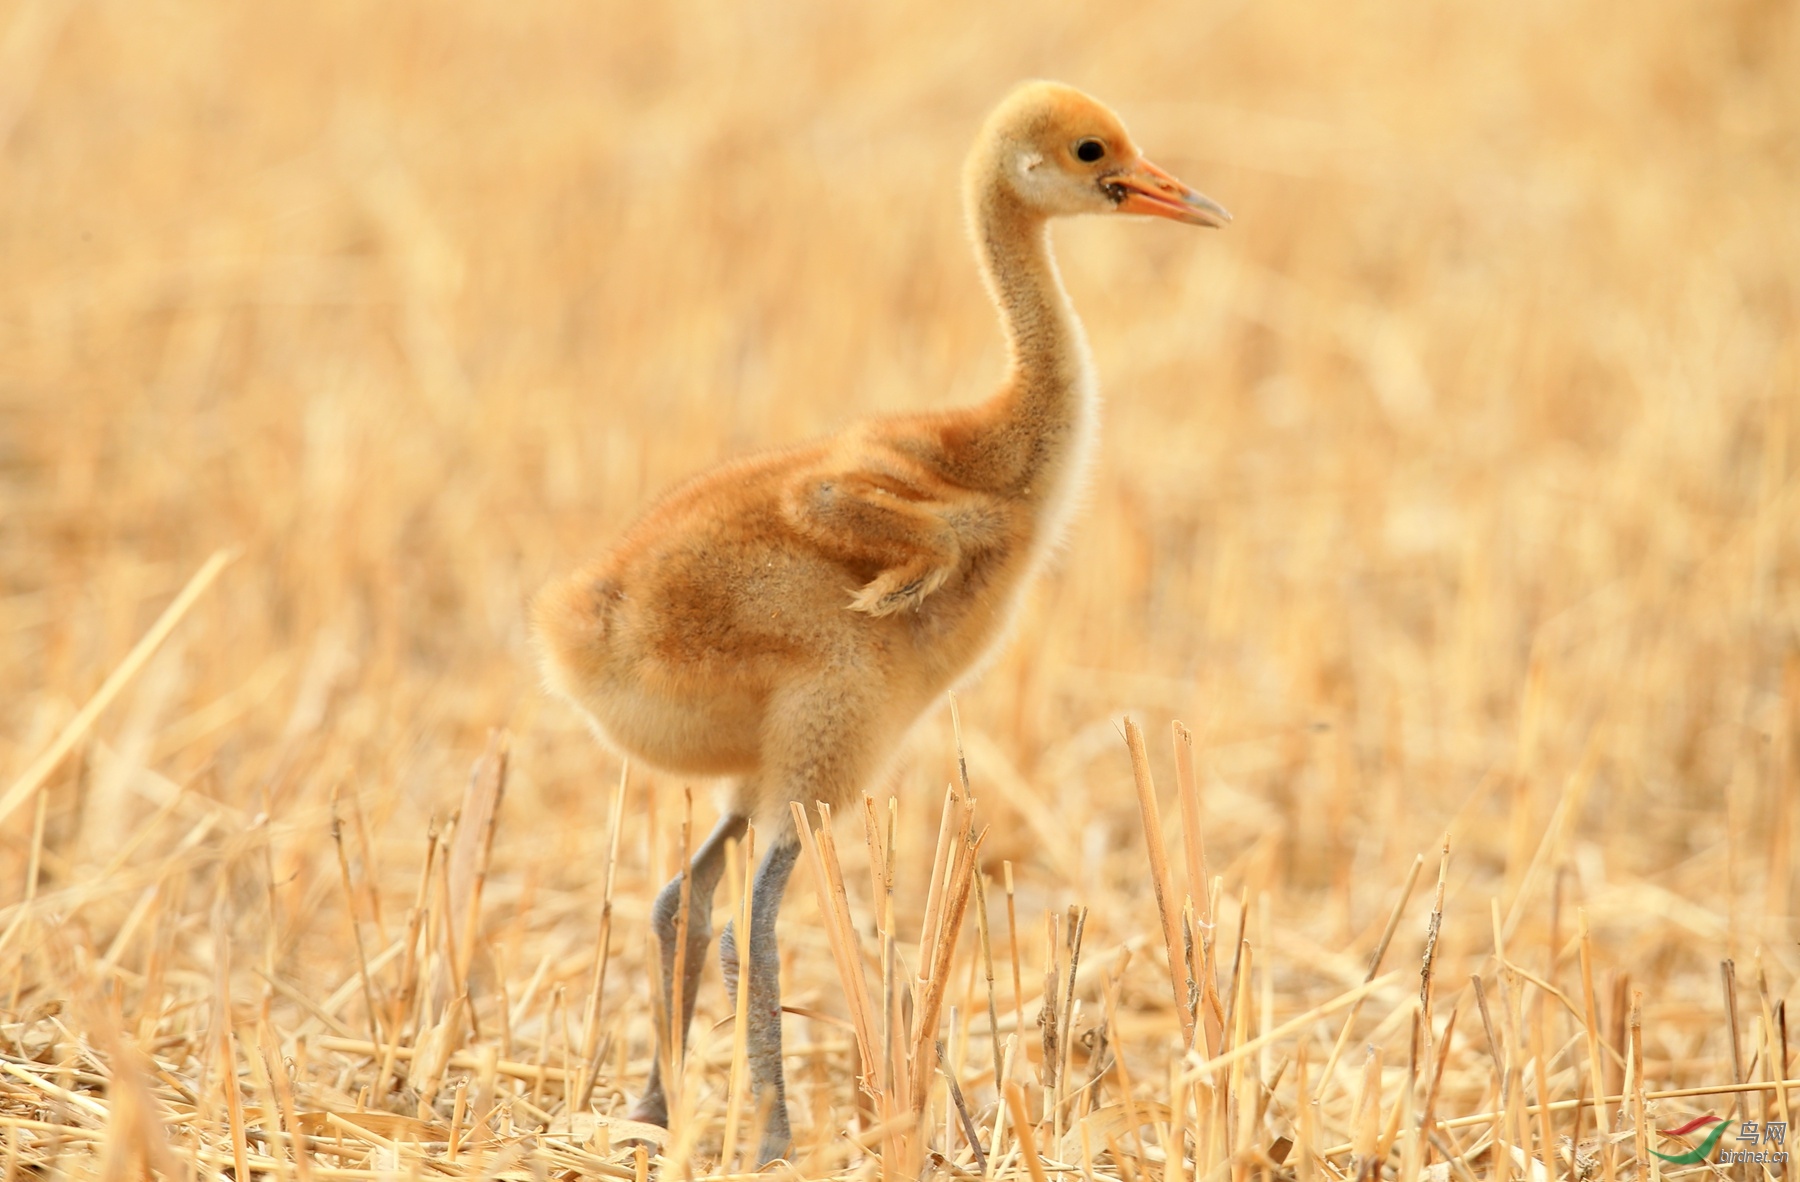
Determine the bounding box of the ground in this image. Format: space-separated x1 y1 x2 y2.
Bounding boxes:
0 0 1796 1176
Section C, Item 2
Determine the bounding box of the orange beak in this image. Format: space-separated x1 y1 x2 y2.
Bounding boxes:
1107 157 1231 228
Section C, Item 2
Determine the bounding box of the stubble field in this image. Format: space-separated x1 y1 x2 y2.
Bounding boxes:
1 0 1796 1177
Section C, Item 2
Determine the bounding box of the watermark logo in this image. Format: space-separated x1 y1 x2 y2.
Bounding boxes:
1653 1115 1788 1166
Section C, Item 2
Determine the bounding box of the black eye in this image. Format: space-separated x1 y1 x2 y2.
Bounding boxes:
1074 138 1105 163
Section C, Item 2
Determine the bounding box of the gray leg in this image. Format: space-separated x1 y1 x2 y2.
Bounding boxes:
629 812 748 1127
718 837 801 1165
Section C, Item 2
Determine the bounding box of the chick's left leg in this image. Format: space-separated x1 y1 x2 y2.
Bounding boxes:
630 812 747 1127
718 836 800 1165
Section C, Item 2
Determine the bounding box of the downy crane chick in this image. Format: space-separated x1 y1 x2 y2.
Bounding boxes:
534 80 1228 1165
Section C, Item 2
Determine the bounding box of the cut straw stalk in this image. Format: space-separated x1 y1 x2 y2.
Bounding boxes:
1173 720 1216 1057
329 787 384 1051
1050 905 1087 1146
815 804 885 1072
1527 997 1557 1182
451 731 508 1008
1004 1082 1051 1182
918 784 963 958
861 794 890 929
318 1033 584 1083
220 1025 251 1182
0 792 48 963
1004 861 1025 1040
573 761 629 1111
939 1037 986 1174
1628 990 1647 1173
910 823 986 1113
1576 908 1611 1142
1319 855 1424 1096
1230 939 1256 1181
1762 971 1792 1138
1180 971 1404 1086
1419 837 1449 1039
972 870 1004 1087
1352 1044 1381 1174
790 802 879 1086
1500 746 1596 942
375 818 436 1097
0 548 231 831
1721 959 1745 1119
1319 1077 1800 1157
1124 717 1196 1049
1173 721 1210 924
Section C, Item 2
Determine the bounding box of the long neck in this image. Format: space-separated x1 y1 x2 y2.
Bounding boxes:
967 180 1096 493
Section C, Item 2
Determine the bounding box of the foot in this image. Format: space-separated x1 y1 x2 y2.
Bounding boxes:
848 562 950 616
755 1117 793 1167
625 1092 668 1128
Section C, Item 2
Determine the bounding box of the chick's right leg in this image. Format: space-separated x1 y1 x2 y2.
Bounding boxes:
629 811 748 1127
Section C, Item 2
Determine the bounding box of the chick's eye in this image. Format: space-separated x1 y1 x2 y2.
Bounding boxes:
1074 138 1105 163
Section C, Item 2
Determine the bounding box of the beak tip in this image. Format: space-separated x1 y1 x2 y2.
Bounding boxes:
1191 198 1232 228
1116 158 1232 228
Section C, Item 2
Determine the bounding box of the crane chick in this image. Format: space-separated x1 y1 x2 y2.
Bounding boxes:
534 80 1228 1165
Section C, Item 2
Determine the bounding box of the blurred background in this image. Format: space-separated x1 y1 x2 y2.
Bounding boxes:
1 0 1796 1161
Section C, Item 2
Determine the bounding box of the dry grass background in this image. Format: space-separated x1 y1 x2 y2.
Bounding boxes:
2 0 1798 1176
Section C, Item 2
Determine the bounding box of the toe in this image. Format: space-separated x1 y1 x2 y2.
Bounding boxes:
626 1095 669 1128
